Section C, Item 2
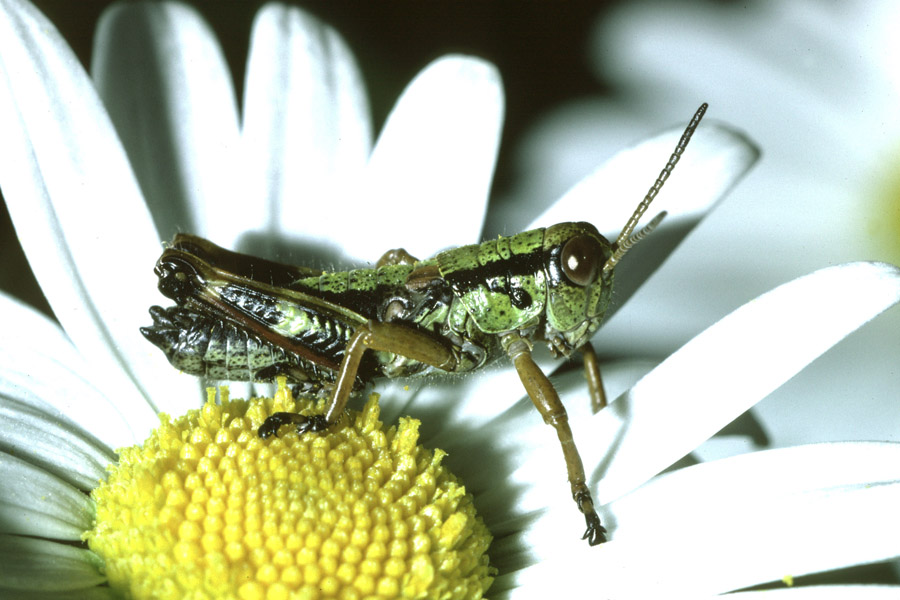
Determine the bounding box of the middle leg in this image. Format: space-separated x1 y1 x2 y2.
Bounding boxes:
580 342 608 413
259 320 460 438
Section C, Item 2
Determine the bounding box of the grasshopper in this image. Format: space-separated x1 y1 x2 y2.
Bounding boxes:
142 104 708 545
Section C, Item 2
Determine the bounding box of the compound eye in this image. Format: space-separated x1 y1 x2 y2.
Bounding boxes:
561 235 603 287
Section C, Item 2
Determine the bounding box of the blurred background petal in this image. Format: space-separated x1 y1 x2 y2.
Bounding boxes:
92 2 240 245
503 0 900 448
241 3 371 260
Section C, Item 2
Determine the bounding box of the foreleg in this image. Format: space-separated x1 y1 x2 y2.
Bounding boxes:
504 333 607 545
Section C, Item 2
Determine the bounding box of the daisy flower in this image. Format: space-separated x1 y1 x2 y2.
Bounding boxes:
1 1 898 598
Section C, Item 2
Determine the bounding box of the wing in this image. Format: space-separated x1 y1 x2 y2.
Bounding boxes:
154 236 367 372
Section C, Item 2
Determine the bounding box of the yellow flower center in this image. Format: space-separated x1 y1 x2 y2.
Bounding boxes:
85 380 494 599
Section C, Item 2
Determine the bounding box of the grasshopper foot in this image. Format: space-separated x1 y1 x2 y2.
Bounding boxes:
582 510 607 546
574 489 607 546
258 412 329 438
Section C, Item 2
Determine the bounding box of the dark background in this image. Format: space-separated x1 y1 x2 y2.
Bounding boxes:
1 0 619 318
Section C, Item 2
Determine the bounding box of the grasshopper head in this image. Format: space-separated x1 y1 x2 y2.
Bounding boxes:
540 102 708 355
542 222 615 353
541 212 666 354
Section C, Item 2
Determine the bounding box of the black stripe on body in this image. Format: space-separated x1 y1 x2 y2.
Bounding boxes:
441 247 544 307
291 286 382 320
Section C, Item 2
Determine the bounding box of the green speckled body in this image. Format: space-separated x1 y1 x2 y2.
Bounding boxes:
286 259 496 380
144 222 617 389
436 229 546 333
436 223 615 354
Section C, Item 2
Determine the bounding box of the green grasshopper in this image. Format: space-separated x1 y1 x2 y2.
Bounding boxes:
142 104 708 546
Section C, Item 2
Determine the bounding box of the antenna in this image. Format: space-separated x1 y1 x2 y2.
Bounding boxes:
617 210 667 255
603 103 707 274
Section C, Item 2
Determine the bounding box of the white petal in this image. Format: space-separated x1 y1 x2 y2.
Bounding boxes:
0 291 152 448
0 0 200 409
0 451 94 540
241 3 372 259
585 262 900 504
730 585 900 599
503 443 900 596
610 442 900 538
0 398 112 491
348 55 504 261
594 2 900 178
92 1 241 243
532 119 758 321
0 533 104 590
527 118 757 236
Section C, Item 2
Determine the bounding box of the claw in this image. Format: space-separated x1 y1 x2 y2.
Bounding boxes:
582 511 608 546
295 414 329 435
574 488 607 546
258 412 330 439
258 412 290 438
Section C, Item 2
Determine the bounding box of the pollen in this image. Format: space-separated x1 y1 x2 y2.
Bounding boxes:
85 379 494 599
